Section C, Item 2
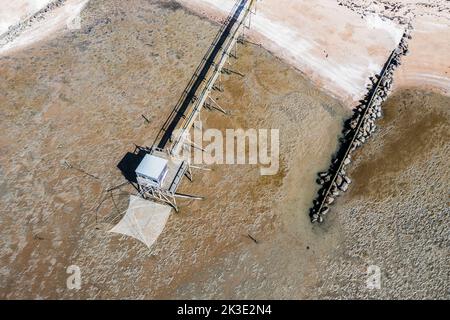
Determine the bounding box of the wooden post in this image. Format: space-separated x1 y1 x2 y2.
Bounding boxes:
208 97 228 114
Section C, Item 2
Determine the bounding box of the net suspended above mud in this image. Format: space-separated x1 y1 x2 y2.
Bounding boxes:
109 195 171 248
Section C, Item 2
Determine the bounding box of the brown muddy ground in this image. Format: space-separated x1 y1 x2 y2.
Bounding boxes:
0 0 348 299
0 0 447 299
171 90 450 299
316 90 449 299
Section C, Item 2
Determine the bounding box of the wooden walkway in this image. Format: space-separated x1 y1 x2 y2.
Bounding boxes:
153 0 256 155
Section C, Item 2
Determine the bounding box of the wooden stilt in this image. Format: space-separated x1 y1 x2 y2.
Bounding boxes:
185 164 193 182
207 97 228 114
190 165 212 171
185 138 205 152
175 193 204 200
222 67 244 77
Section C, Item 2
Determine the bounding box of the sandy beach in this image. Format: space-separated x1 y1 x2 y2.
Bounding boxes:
0 0 90 55
179 0 450 105
2 0 449 103
0 0 53 34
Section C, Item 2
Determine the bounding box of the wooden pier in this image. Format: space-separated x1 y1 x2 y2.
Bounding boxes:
153 0 256 156
136 0 257 210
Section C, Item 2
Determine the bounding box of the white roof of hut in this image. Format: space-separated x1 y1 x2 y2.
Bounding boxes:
135 154 168 180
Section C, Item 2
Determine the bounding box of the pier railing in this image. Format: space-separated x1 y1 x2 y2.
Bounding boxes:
152 0 255 155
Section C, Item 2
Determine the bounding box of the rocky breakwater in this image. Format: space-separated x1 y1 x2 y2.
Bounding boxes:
309 28 412 223
0 0 68 47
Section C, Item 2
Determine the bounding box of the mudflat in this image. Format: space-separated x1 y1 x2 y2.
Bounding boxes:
0 0 448 299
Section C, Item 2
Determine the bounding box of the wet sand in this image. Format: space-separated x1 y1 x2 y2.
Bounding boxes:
316 89 449 299
0 0 448 299
179 0 404 106
351 91 448 200
0 0 349 298
170 90 450 299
